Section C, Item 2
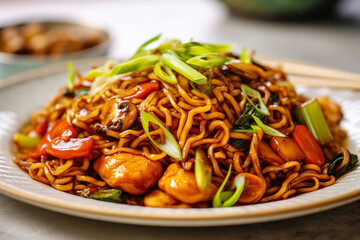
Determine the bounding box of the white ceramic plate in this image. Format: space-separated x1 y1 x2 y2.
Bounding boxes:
0 58 359 227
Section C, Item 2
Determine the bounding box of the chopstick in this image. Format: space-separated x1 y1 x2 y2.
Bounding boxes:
287 75 360 90
255 56 360 89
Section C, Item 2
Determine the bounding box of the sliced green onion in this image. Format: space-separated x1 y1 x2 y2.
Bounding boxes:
158 39 182 52
187 53 233 68
183 42 233 55
13 133 41 148
231 127 259 133
240 47 252 64
252 115 286 137
109 55 160 76
195 148 212 190
67 61 75 92
161 53 207 85
154 61 178 84
205 43 234 53
135 33 161 54
185 43 215 55
213 164 232 208
241 85 270 116
86 60 119 78
82 189 123 202
141 111 182 160
86 69 109 78
190 68 212 94
299 99 333 145
222 174 245 207
213 164 245 208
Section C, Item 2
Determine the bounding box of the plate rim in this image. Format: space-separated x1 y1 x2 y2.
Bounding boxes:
0 57 359 226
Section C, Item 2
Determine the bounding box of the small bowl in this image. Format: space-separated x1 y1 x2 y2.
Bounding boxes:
0 19 112 79
221 0 340 20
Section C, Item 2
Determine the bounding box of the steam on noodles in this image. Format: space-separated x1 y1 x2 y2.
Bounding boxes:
13 35 358 208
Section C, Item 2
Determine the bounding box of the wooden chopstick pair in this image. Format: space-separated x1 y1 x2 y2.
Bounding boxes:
255 57 360 90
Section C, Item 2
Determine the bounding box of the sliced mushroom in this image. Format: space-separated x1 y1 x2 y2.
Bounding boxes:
99 98 138 132
225 60 265 80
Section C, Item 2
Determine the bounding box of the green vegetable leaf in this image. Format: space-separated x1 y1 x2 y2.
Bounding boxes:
195 148 212 190
82 189 123 202
161 52 207 85
252 115 285 137
67 61 75 92
328 150 358 179
141 111 182 160
109 55 160 76
241 85 270 116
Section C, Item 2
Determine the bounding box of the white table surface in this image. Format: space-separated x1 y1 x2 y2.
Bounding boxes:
1 0 360 239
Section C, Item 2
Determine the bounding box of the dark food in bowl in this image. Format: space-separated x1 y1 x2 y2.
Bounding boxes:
0 22 105 57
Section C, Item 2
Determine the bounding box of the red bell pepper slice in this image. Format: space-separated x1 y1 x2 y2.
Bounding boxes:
46 137 93 159
30 119 77 158
292 125 325 167
34 117 48 136
124 80 159 100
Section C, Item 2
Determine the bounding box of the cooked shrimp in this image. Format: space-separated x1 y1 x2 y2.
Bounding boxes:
93 153 163 195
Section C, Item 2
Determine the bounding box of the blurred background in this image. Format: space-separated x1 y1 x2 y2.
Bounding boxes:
0 0 359 79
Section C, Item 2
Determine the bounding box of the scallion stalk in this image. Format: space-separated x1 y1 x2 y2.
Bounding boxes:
109 55 160 76
13 133 41 148
141 111 182 160
241 85 270 116
252 116 285 137
299 99 333 145
135 33 161 55
154 61 178 84
161 53 207 85
240 47 252 64
67 61 75 92
187 53 233 68
190 68 212 94
212 164 245 208
195 148 212 190
82 189 123 202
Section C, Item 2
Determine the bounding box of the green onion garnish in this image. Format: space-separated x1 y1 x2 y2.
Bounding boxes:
135 33 161 55
213 164 245 208
67 61 75 92
222 174 245 207
82 189 123 203
187 53 233 68
109 55 160 76
240 47 252 64
241 85 270 116
154 61 178 84
161 52 207 85
231 127 259 133
190 68 212 94
141 111 182 160
195 148 212 190
184 43 216 55
13 133 41 148
252 115 285 137
205 43 234 53
298 99 333 145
